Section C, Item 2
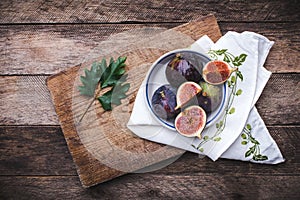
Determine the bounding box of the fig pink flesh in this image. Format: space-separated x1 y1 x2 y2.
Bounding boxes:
177 82 201 107
203 60 232 84
175 106 206 136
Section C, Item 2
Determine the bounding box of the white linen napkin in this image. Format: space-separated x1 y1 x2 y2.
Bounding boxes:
127 31 285 164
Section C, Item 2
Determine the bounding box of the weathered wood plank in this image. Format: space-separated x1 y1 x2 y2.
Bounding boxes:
0 174 299 199
220 22 300 73
0 0 299 23
0 75 59 125
0 22 298 74
0 74 298 126
0 24 169 75
0 126 298 176
256 73 300 125
0 126 76 176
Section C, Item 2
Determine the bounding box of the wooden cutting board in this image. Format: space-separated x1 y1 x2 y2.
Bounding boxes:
46 14 222 188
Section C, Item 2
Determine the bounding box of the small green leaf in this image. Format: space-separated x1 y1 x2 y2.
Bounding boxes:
245 148 254 157
98 91 113 111
216 123 219 129
236 71 243 81
232 61 242 67
253 154 268 161
219 120 224 127
241 141 248 145
228 107 235 114
232 54 247 67
236 89 243 96
78 61 103 97
213 137 221 142
238 54 247 62
231 76 236 84
227 81 232 88
101 56 127 88
199 148 204 152
215 49 227 55
98 82 130 111
241 133 247 139
246 124 252 131
261 155 268 161
203 136 209 141
223 54 231 63
100 58 108 76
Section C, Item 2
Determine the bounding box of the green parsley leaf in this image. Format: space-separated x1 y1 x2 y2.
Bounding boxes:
78 62 103 97
98 81 130 111
101 56 127 88
78 56 130 114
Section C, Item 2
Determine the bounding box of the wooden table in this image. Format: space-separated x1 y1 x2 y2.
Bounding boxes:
0 1 299 199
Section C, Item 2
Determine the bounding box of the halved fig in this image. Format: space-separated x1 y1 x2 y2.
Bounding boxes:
175 105 206 139
166 53 202 87
176 81 202 109
197 82 223 113
202 60 237 85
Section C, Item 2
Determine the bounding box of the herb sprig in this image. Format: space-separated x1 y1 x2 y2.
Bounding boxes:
241 124 268 161
78 56 130 121
194 49 247 152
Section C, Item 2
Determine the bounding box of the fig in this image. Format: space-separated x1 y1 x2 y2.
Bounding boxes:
176 81 202 109
197 82 223 113
151 84 179 121
166 53 202 87
175 105 206 139
202 60 237 85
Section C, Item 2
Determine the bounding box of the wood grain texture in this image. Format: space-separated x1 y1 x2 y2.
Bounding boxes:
0 126 76 176
0 22 299 74
0 22 300 75
0 75 58 125
1 74 298 126
0 126 298 176
0 24 169 74
0 0 299 23
220 22 300 73
0 174 299 199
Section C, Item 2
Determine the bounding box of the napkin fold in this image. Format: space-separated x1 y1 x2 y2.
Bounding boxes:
127 31 285 164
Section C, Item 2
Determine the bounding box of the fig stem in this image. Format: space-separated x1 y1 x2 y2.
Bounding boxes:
230 66 238 73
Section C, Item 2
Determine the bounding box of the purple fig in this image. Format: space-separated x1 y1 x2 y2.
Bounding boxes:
166 53 202 87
